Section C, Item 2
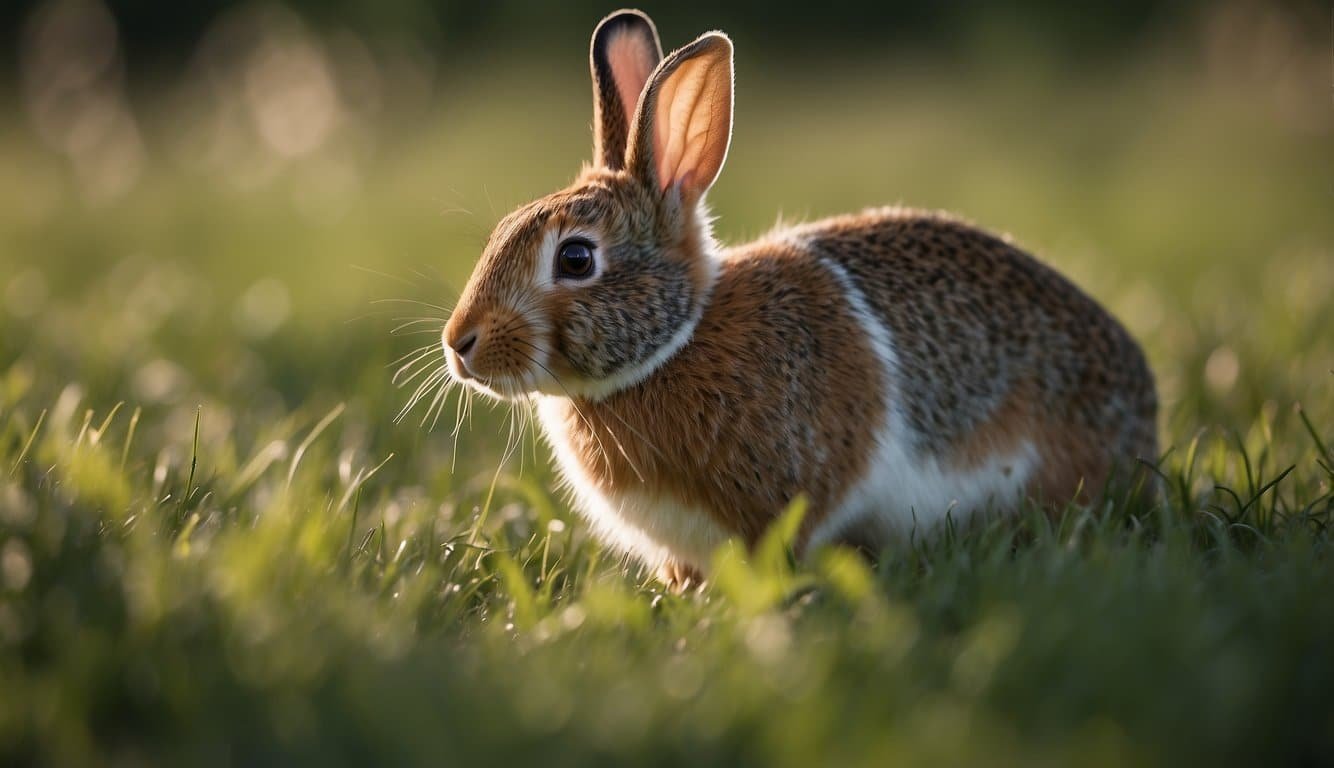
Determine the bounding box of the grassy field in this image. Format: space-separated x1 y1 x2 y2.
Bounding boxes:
1 24 1332 766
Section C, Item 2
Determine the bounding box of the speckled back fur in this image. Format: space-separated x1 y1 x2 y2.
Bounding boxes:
786 209 1158 493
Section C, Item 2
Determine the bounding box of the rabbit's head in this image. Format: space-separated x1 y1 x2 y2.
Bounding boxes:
444 11 734 401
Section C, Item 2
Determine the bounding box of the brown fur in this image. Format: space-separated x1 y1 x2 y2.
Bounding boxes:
946 380 1126 505
546 237 884 547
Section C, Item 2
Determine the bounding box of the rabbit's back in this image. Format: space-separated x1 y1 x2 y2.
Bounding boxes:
773 208 1158 501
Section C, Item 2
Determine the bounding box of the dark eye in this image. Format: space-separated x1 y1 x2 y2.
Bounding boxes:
556 240 595 279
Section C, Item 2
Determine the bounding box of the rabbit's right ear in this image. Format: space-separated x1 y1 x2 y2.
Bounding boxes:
625 33 733 208
590 10 663 170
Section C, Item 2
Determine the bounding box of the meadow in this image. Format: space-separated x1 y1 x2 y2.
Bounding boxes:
1 7 1332 765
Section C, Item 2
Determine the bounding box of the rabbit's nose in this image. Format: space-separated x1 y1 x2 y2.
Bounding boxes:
452 331 478 358
444 326 480 376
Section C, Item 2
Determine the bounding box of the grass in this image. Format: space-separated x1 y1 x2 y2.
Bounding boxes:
1 32 1332 766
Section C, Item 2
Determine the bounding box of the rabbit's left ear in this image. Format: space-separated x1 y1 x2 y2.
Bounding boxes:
627 32 734 206
590 10 663 170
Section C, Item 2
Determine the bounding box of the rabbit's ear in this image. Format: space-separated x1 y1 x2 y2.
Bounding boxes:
591 10 662 170
626 32 733 206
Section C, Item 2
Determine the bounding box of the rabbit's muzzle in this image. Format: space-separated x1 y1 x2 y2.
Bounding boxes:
442 307 544 400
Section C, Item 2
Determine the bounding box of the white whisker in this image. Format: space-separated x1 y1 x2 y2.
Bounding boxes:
396 367 448 423
393 347 444 386
371 297 454 313
351 264 424 289
391 318 448 335
513 346 645 484
420 378 453 429
388 342 439 370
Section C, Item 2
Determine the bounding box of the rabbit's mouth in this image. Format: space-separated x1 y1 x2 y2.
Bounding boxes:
469 374 538 402
442 340 562 405
445 347 538 402
441 307 560 402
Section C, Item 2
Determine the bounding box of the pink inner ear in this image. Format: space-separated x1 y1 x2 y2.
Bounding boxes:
652 54 731 198
607 31 656 125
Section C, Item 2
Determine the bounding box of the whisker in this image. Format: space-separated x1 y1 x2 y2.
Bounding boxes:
452 384 469 438
450 384 466 474
399 374 444 423
414 271 450 291
371 297 455 313
392 316 449 328
350 264 423 289
427 381 454 433
396 367 448 423
497 403 524 474
408 263 457 292
393 328 453 337
420 378 453 429
505 406 520 476
512 394 537 477
512 347 645 484
521 396 540 471
482 184 498 219
394 360 440 392
392 348 444 387
387 342 439 370
489 316 528 340
510 337 668 466
348 307 447 324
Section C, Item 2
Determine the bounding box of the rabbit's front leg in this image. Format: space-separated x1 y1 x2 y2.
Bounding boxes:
657 558 705 593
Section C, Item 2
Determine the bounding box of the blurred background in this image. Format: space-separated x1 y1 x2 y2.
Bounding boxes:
0 0 1330 482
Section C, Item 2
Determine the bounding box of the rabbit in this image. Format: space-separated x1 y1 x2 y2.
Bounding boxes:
441 9 1158 591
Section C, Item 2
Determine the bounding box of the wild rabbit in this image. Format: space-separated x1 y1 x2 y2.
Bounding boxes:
441 10 1158 590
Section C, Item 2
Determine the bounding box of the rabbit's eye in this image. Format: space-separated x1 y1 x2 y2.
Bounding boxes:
556 240 595 279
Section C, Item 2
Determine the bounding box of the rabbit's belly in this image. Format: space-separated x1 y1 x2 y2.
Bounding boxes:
580 487 731 573
538 398 730 572
808 421 1040 551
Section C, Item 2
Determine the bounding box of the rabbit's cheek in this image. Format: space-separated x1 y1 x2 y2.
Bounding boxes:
558 316 607 380
559 313 598 366
581 271 695 375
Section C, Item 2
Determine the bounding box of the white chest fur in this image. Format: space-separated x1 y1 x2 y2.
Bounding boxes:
536 397 731 572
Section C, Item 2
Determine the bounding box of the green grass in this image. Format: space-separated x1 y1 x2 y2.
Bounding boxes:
1 39 1332 766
